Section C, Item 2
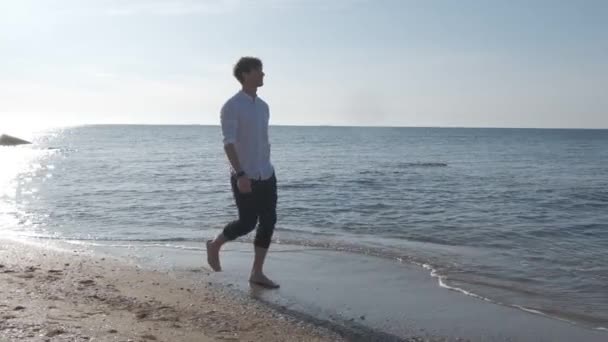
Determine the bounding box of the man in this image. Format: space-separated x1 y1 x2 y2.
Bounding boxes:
206 57 279 289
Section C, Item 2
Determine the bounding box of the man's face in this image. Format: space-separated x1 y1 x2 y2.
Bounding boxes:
244 67 265 87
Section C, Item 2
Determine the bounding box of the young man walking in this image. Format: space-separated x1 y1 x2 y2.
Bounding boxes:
206 57 279 289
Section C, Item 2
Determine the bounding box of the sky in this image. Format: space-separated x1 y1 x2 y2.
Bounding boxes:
1 0 607 134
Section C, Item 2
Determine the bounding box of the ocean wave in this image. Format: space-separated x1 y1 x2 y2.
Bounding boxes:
421 263 595 330
64 240 204 251
20 235 200 243
422 263 493 302
396 162 448 168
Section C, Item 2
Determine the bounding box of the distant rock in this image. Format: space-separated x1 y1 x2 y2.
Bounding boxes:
0 134 31 146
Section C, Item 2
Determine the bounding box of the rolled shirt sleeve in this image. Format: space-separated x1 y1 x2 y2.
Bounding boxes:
220 102 238 145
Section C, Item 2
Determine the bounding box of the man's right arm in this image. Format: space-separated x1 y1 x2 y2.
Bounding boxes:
221 102 251 193
220 102 241 172
223 143 242 174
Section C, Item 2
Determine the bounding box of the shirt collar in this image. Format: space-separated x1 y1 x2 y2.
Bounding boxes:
238 90 257 102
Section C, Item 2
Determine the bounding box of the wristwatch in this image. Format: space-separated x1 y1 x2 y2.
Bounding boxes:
235 170 246 178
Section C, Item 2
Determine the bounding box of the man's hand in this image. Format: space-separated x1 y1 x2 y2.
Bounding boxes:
237 176 252 194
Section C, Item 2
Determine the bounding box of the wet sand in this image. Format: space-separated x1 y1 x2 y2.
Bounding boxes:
87 240 608 342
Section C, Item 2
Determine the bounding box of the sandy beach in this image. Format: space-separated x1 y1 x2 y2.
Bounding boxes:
2 237 607 342
0 239 344 342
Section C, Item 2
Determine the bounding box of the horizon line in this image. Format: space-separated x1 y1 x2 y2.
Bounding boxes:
54 123 608 130
3 124 608 135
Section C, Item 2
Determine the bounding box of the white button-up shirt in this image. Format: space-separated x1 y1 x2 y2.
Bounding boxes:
220 91 274 180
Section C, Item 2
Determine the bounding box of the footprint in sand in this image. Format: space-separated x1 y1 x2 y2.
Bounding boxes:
215 335 239 341
87 294 106 302
45 328 65 337
16 273 35 279
46 275 61 282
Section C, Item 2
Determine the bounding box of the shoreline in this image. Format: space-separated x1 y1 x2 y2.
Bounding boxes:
50 238 608 341
31 232 607 332
2 236 607 341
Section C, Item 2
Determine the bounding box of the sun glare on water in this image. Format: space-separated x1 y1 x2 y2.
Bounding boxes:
2 118 57 142
0 125 58 232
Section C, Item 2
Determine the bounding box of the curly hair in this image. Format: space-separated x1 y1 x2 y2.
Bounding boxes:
233 57 263 83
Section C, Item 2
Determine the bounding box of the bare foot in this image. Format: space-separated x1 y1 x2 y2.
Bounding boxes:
206 240 221 272
249 273 280 289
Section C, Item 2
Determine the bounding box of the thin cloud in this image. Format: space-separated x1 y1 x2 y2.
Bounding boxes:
5 0 241 17
0 0 369 21
42 0 368 17
98 0 240 16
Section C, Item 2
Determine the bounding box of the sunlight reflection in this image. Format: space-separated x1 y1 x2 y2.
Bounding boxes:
0 134 59 233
